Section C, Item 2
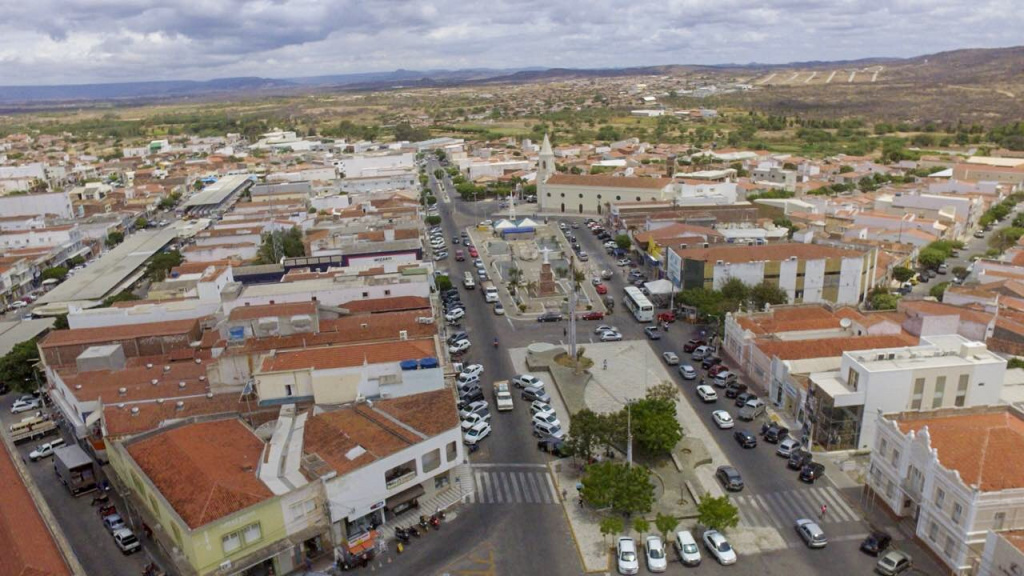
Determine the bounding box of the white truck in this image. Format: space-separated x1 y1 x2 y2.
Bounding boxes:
493 380 514 411
481 281 499 303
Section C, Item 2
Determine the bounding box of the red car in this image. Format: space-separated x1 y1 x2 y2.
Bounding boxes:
455 250 465 261
595 284 608 295
657 311 676 323
709 364 730 377
579 311 605 321
468 247 479 258
683 339 706 353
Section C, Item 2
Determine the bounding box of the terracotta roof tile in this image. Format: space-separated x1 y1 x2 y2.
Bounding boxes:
39 319 200 348
229 301 317 321
259 338 436 373
895 409 1024 492
755 334 918 361
0 440 72 576
103 393 258 438
59 357 210 403
128 419 273 529
546 174 671 190
339 296 430 314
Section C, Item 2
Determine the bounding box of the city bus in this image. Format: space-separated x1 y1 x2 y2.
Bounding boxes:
623 286 655 322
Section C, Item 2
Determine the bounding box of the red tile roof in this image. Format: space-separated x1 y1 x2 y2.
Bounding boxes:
59 357 210 403
0 439 72 576
260 338 436 373
103 393 255 438
39 318 200 348
755 334 918 361
339 296 430 314
546 174 671 190
128 419 273 529
895 408 1024 492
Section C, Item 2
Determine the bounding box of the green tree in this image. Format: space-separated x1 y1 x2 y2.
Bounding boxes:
892 266 915 283
134 216 149 229
629 394 683 456
146 251 184 282
69 255 86 267
989 228 1024 252
952 266 968 280
105 231 124 248
676 288 725 321
256 227 305 264
0 339 42 394
930 282 950 301
633 517 650 535
567 408 614 462
436 276 453 292
871 291 899 310
697 494 740 532
719 278 749 304
1008 358 1024 370
600 516 625 542
52 315 69 330
749 282 789 311
425 215 442 226
40 266 68 282
918 248 947 269
614 234 633 251
654 513 679 539
581 461 655 515
102 290 139 307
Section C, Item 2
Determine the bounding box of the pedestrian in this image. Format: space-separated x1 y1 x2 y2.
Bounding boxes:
602 359 608 370
563 327 567 337
561 488 567 500
819 504 827 519
578 497 584 508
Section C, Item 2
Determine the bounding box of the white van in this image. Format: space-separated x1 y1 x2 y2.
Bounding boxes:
674 530 701 566
463 272 476 289
482 281 499 303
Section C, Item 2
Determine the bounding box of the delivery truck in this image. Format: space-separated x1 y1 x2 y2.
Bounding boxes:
53 444 97 496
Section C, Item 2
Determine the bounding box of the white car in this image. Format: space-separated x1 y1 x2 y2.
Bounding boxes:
599 330 623 342
674 530 702 566
463 421 491 445
461 411 492 431
595 325 619 334
702 530 737 565
449 339 471 354
645 535 668 573
711 410 734 429
493 302 505 315
11 398 41 414
113 528 142 555
604 241 617 249
459 400 489 420
696 385 718 403
679 364 697 380
445 308 466 323
530 401 553 416
662 352 680 365
512 374 544 389
9 300 27 309
29 439 64 461
460 364 484 379
532 411 561 429
617 258 631 266
617 537 639 575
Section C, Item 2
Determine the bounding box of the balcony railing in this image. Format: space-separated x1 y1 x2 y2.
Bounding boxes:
385 469 416 490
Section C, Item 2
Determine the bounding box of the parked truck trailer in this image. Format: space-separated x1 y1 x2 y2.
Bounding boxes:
53 444 97 496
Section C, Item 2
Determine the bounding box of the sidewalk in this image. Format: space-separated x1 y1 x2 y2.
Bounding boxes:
377 463 475 541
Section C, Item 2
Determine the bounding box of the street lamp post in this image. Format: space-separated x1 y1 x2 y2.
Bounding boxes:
626 400 633 469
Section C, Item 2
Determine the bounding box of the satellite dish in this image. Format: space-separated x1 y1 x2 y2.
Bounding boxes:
839 318 853 329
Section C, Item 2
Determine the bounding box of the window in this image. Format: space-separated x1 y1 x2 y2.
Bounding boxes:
421 449 441 473
616 196 621 201
285 384 293 397
879 438 889 458
870 465 881 486
955 375 969 407
578 193 583 198
848 369 860 390
928 521 938 542
952 502 962 524
935 488 945 510
243 523 262 544
994 511 1006 530
446 441 458 462
944 535 955 558
384 289 391 296
434 472 450 490
362 291 369 298
933 376 946 408
222 531 242 553
290 499 317 520
885 479 895 498
912 378 925 409
890 449 900 467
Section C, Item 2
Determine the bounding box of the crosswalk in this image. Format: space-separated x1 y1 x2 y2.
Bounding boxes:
465 464 561 505
732 485 860 529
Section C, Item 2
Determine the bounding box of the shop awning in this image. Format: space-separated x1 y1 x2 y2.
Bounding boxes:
385 484 425 509
345 530 378 555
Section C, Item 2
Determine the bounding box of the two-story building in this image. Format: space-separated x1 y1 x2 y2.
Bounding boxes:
871 406 1024 574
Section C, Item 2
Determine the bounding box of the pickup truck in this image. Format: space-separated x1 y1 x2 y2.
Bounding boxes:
493 380 514 412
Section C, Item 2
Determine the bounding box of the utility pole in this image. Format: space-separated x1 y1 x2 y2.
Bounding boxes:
568 254 578 371
626 400 633 469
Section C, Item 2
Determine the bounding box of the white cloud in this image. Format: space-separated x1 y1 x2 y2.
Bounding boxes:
0 0 1020 84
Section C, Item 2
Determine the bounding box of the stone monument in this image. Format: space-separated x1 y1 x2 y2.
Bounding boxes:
538 247 557 296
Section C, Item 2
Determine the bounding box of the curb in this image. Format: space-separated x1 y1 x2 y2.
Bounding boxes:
547 462 609 574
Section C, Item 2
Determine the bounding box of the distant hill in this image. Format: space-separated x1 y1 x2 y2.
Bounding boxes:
0 77 297 104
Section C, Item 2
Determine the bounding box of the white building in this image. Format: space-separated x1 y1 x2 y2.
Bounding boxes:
808 335 1007 451
977 530 1024 576
871 406 1024 574
334 153 415 179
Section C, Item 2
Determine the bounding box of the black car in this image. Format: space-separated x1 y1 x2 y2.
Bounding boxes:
860 531 892 556
734 431 757 449
799 462 826 483
716 466 744 491
537 311 564 323
702 356 722 370
457 390 485 409
537 438 569 457
452 236 461 245
724 382 748 399
787 450 813 470
734 392 757 408
761 423 790 444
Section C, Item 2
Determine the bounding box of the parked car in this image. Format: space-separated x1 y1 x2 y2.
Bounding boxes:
691 346 710 360
579 311 605 321
595 283 608 294
11 398 41 414
800 462 826 483
715 466 744 491
645 535 667 573
445 308 466 323
761 423 790 443
112 528 142 555
712 371 737 387
460 412 492 431
617 537 639 575
662 352 680 365
449 339 472 354
711 410 734 429
103 514 127 533
595 325 619 334
537 438 569 456
29 438 66 461
617 258 631 267
537 311 563 323
522 385 552 404
795 519 828 548
683 339 706 353
679 364 697 380
512 374 544 389
493 302 505 315
460 364 484 379
734 430 757 448
701 356 723 370
599 330 623 342
532 411 561 429
530 400 553 416
724 382 748 399
532 420 564 440
708 364 730 378
674 530 701 566
463 421 492 445
788 450 814 470
459 400 489 420
860 531 892 556
643 326 662 340
696 385 717 402
656 311 676 323
702 530 737 565
447 331 469 345
734 391 757 407
876 550 913 575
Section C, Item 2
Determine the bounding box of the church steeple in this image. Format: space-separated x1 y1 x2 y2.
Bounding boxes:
537 133 554 185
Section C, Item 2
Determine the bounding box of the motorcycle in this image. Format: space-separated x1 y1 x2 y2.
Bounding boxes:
406 525 420 537
395 528 411 543
90 493 110 506
468 443 480 454
419 515 431 530
493 338 499 348
429 513 441 528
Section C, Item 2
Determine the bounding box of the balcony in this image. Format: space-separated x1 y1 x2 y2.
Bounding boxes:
384 462 416 490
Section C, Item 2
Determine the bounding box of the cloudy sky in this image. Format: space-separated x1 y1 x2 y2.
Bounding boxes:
0 0 1021 85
